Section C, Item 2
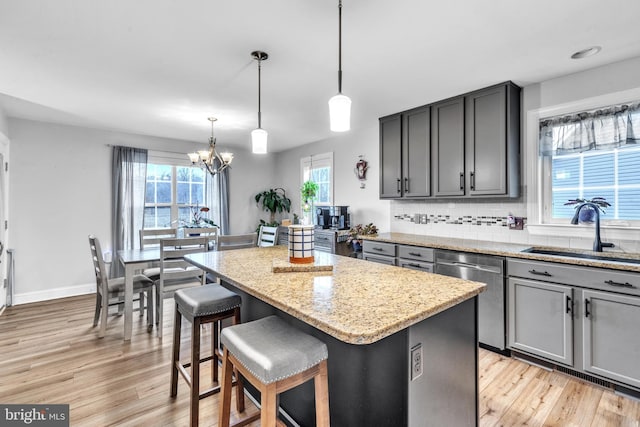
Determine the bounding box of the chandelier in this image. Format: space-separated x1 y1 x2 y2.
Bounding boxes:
187 117 233 176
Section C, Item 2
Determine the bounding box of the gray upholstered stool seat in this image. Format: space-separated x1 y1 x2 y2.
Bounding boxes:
174 285 241 322
170 284 244 427
219 315 330 427
221 315 328 384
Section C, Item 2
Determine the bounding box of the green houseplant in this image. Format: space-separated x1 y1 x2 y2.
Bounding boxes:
255 188 292 225
564 197 610 223
300 180 319 211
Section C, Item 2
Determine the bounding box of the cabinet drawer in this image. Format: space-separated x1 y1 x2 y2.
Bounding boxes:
398 245 434 263
314 232 334 251
507 258 640 297
364 254 396 266
363 240 396 257
398 259 433 273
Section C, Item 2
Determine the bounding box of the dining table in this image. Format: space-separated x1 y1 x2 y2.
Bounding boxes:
117 248 160 340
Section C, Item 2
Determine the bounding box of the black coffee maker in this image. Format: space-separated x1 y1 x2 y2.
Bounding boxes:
329 206 350 230
316 207 331 229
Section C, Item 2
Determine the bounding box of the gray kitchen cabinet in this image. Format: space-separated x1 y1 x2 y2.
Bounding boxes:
397 244 434 272
465 83 520 197
582 290 640 389
362 240 396 265
432 96 465 197
507 258 640 392
379 106 431 199
507 277 574 366
379 114 402 198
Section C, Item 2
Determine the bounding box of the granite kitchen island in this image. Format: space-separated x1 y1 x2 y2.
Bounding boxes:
186 246 485 427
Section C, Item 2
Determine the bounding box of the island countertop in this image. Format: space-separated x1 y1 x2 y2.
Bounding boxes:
186 246 485 345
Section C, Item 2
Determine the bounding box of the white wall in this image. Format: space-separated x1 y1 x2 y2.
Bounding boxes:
7 118 275 303
0 107 8 138
274 125 390 231
391 56 640 252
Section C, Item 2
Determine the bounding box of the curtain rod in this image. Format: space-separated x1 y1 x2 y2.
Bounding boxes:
105 144 191 156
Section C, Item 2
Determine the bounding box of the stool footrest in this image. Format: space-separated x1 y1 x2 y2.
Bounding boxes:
229 413 261 427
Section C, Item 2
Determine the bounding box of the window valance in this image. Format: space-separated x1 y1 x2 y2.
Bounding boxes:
539 102 640 156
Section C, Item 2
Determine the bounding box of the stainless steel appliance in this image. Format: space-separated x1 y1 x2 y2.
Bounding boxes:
435 250 507 352
329 205 350 230
316 207 331 229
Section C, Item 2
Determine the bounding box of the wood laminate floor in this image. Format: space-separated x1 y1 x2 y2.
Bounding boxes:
1 295 639 426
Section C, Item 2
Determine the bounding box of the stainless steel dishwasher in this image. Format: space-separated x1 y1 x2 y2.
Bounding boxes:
435 250 506 352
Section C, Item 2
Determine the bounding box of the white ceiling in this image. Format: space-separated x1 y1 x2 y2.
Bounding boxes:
1 0 640 152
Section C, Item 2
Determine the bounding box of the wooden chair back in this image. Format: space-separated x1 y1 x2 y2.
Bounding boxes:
183 226 218 249
88 235 108 297
217 233 258 251
257 226 278 247
139 228 178 248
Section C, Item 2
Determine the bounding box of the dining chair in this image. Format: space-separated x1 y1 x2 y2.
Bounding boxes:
183 226 219 250
216 233 258 251
139 228 179 280
257 226 278 247
156 236 211 338
88 235 155 337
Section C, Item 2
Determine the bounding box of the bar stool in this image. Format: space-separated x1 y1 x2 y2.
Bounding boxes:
218 315 330 427
170 285 244 427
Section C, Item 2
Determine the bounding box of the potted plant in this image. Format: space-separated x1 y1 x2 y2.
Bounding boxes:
255 188 292 225
300 180 319 224
346 223 378 252
564 197 610 224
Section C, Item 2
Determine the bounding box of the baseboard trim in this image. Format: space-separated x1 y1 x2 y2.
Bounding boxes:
13 283 95 305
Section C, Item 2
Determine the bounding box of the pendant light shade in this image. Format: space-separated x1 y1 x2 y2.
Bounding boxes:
251 50 269 154
329 0 351 132
251 128 268 154
329 93 351 132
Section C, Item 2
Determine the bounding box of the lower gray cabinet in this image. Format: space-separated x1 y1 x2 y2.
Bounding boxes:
507 277 573 366
583 290 640 389
362 240 396 265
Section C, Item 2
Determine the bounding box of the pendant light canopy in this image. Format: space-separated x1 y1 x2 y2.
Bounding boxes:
329 0 351 132
251 50 268 154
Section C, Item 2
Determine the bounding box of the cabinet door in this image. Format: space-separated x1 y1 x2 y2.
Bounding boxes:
402 106 430 197
379 114 402 198
583 290 640 388
432 97 465 196
508 277 573 366
465 85 507 196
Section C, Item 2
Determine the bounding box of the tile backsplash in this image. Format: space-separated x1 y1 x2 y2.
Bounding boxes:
389 199 640 253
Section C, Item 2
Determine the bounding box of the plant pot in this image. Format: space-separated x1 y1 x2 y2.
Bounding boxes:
578 206 596 224
352 241 362 252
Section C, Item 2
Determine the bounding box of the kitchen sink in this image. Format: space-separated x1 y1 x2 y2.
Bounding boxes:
521 247 640 265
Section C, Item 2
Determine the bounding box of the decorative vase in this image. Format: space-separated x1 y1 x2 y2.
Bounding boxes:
288 225 315 264
352 241 362 252
578 206 596 224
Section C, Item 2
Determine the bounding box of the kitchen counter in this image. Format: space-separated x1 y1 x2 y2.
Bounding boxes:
186 246 484 426
361 232 640 272
186 246 485 345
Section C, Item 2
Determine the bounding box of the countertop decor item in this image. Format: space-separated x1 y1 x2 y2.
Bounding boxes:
346 223 378 249
288 225 315 264
564 197 610 224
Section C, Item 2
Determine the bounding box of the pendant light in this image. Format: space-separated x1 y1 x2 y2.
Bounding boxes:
251 50 268 154
328 0 351 132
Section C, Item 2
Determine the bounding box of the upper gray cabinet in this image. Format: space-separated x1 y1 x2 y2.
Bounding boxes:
379 81 521 200
379 105 431 199
464 83 520 197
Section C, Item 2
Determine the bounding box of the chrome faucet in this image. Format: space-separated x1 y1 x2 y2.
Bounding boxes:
570 202 615 252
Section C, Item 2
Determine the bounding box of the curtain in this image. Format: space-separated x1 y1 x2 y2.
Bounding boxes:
539 102 640 156
204 159 230 235
111 146 147 277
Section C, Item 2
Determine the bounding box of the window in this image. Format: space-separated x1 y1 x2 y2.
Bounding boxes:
144 162 206 228
300 152 333 207
540 101 640 224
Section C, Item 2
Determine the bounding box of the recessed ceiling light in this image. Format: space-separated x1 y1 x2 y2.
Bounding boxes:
571 46 602 59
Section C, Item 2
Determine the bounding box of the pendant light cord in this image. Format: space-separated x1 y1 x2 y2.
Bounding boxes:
337 0 343 94
257 57 262 128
